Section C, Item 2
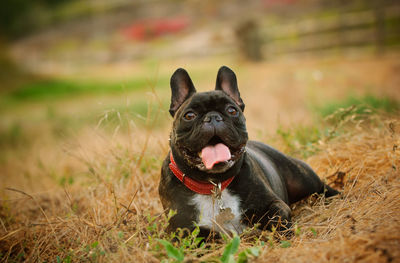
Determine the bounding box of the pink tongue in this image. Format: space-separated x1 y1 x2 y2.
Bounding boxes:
201 143 231 170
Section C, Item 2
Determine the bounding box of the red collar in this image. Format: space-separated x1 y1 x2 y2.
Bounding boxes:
169 152 235 195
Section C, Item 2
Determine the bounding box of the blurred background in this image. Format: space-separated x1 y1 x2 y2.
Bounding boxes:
1 0 400 191
1 2 400 261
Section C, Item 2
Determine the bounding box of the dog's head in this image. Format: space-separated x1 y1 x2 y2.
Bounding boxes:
169 66 248 175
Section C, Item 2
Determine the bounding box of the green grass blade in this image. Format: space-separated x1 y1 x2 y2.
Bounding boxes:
221 235 240 263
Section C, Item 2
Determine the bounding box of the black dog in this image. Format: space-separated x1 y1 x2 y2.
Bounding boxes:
159 66 338 238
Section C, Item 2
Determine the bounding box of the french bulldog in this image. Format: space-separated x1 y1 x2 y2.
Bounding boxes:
159 66 338 238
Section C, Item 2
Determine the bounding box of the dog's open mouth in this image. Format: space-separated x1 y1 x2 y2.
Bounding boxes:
199 136 231 170
179 135 245 173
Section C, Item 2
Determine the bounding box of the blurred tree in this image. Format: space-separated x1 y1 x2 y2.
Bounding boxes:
0 0 70 39
235 19 263 62
0 0 71 91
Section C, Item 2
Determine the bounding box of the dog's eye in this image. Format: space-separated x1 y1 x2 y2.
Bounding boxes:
226 106 238 116
183 111 196 121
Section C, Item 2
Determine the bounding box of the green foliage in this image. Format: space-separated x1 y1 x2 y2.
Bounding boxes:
56 255 72 263
157 239 185 262
310 227 317 237
276 123 325 158
317 94 399 118
221 235 240 263
0 0 70 38
280 240 291 248
84 241 106 260
177 226 205 251
294 224 301 236
7 77 166 101
219 235 261 263
267 232 275 248
153 229 263 262
0 0 127 39
237 246 260 263
59 175 74 186
276 95 399 158
154 224 204 260
0 75 169 133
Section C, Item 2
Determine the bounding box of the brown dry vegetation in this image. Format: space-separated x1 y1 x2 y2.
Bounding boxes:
260 115 400 263
1 55 400 262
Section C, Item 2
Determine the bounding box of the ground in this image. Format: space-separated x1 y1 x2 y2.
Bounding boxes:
0 54 400 262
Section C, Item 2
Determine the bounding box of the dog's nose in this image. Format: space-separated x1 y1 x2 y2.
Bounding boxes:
203 112 223 123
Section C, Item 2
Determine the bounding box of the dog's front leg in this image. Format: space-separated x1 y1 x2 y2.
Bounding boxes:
244 198 292 233
167 212 221 243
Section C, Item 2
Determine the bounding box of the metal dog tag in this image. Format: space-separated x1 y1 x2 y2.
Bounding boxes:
216 207 235 225
211 181 235 226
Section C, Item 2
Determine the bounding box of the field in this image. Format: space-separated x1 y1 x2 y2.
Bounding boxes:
1 54 400 262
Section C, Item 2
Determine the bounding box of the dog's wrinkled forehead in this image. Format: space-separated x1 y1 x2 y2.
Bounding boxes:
185 90 237 112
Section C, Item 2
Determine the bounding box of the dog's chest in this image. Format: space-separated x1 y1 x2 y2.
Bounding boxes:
190 190 245 234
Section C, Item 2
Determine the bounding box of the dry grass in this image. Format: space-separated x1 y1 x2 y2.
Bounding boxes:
1 110 399 262
1 56 400 262
259 115 400 262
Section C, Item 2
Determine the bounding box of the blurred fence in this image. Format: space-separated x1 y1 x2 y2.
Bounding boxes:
238 2 400 59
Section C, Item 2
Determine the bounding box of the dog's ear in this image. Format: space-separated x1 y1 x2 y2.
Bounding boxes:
215 66 245 111
169 68 196 117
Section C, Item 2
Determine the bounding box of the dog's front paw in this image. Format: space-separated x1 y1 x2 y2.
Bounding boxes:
264 200 292 232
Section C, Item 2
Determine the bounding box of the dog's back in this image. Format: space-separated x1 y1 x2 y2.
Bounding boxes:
246 140 338 204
